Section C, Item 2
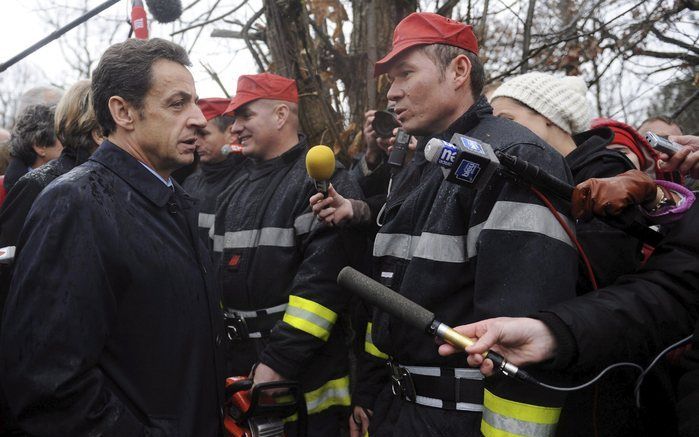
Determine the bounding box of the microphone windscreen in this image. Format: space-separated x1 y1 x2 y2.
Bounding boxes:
306 145 335 181
144 0 183 23
424 138 448 164
337 267 435 332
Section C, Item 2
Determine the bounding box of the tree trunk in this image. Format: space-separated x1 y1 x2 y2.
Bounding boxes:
345 0 416 156
263 0 342 149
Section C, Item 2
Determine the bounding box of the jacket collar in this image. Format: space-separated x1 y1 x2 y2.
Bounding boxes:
246 134 308 181
89 140 178 208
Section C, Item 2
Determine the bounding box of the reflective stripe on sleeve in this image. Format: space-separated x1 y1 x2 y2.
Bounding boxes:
293 212 321 236
364 323 388 359
198 213 215 229
467 201 574 258
373 232 466 263
481 389 561 437
305 375 351 414
284 376 352 421
282 295 337 341
212 227 296 252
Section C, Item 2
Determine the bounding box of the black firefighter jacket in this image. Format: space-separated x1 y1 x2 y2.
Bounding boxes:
359 97 579 437
211 137 364 415
183 155 246 244
0 141 226 436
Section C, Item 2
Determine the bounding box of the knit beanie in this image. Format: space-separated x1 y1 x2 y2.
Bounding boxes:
491 72 590 135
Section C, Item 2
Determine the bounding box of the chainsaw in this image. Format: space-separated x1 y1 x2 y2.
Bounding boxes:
224 377 307 437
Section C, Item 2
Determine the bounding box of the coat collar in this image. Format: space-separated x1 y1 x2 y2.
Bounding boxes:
90 140 185 208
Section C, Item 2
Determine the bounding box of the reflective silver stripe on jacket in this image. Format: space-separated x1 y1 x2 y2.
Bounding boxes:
467 201 574 258
482 409 557 437
373 233 467 263
212 213 320 252
293 212 321 236
401 365 484 412
415 395 484 412
224 303 288 319
403 365 484 380
198 213 215 229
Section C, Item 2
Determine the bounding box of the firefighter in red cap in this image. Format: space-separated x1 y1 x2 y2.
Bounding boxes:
183 97 245 243
349 12 578 437
211 72 364 436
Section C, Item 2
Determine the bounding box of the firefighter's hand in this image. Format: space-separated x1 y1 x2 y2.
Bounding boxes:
437 317 557 377
349 406 372 437
310 184 354 226
571 169 658 221
657 135 699 179
252 363 286 391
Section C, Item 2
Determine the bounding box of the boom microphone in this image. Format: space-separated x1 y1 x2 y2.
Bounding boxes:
305 145 336 197
337 267 537 383
144 0 183 23
131 0 149 40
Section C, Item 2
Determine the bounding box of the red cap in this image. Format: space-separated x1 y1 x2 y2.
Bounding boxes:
225 73 299 114
197 98 231 121
374 12 479 77
591 117 658 171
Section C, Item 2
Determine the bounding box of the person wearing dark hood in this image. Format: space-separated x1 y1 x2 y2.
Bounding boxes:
183 97 244 244
0 80 100 251
343 12 577 437
0 38 225 436
211 72 363 436
3 104 63 193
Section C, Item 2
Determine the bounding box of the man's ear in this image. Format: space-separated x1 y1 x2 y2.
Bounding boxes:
451 54 472 92
274 104 290 129
108 96 137 131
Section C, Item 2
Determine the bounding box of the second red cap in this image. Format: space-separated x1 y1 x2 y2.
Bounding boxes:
375 12 479 77
225 73 299 114
197 97 231 121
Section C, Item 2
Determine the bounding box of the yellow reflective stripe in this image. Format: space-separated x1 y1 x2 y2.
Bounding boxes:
284 376 352 421
282 295 337 341
304 375 351 414
364 323 388 359
484 390 561 424
481 390 560 437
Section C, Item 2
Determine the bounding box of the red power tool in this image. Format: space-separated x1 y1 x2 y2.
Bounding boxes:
224 377 307 437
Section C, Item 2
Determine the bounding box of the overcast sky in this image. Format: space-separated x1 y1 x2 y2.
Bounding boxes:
0 0 257 99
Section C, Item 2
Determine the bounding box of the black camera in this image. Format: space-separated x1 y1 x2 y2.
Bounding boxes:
372 109 401 139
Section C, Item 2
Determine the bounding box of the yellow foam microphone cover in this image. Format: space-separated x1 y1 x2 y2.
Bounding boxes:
305 145 336 181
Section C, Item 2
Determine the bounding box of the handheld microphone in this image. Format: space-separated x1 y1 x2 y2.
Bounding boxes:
144 0 183 23
305 145 336 197
221 144 243 156
387 129 411 170
131 0 149 40
337 267 537 383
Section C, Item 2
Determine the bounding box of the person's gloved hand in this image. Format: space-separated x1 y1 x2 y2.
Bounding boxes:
571 170 658 221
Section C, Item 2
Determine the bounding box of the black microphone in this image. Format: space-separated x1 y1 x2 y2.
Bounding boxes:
337 266 538 383
425 135 663 247
144 0 183 23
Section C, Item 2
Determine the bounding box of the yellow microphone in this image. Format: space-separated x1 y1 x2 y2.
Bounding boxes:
305 145 335 197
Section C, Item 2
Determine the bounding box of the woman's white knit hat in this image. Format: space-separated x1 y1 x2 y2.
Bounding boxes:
491 72 591 135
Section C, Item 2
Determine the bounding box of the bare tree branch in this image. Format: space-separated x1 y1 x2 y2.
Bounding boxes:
171 0 249 36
